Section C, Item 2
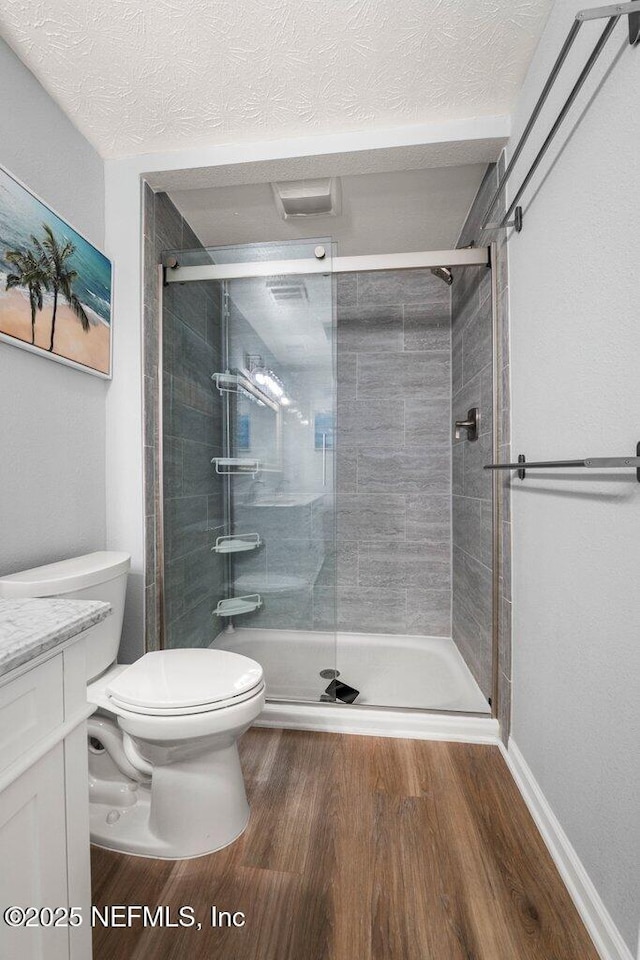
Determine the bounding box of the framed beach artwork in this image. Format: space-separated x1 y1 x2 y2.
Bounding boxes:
0 163 112 378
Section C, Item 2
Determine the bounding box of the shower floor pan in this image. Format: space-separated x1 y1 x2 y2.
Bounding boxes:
214 627 490 717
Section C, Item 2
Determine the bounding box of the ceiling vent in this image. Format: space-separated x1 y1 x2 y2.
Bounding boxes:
266 278 309 304
271 178 341 219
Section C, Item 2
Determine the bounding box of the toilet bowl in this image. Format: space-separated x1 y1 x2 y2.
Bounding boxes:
87 649 265 858
0 552 265 859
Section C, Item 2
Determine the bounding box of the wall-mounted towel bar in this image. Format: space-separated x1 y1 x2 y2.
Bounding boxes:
484 446 640 481
481 0 640 234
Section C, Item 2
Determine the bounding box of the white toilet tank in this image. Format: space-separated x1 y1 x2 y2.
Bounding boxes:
0 552 131 682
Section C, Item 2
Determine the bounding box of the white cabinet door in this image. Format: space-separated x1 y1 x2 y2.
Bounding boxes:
0 656 64 775
0 743 70 960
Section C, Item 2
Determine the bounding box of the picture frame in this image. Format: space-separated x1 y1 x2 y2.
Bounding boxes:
0 161 113 379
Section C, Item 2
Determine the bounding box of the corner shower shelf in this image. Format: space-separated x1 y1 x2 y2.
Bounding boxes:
212 533 262 554
214 595 262 617
212 371 242 392
212 371 279 411
212 457 261 477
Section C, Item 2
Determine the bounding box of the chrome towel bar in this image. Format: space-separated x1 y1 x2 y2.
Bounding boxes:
481 0 640 234
484 446 640 481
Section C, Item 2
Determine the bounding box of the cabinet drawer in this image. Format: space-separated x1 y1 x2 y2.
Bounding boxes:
0 656 64 776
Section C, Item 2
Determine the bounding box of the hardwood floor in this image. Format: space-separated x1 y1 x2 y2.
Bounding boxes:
91 729 599 960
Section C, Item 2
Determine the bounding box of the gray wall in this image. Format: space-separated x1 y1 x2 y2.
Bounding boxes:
450 161 511 723
141 189 225 657
450 193 493 698
508 1 640 949
0 37 106 575
335 269 452 636
162 270 226 649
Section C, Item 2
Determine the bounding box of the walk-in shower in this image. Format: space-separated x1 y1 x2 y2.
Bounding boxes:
156 233 497 725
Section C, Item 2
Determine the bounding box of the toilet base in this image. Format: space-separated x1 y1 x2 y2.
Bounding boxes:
86 677 265 860
89 782 250 860
88 714 257 859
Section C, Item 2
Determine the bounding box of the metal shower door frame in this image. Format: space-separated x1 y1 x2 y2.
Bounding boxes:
155 244 501 720
163 247 490 284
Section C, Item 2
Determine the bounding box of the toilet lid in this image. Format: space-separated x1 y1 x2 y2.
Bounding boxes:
106 649 263 711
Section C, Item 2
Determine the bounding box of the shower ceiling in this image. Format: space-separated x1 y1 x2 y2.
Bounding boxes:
170 165 489 255
0 0 553 158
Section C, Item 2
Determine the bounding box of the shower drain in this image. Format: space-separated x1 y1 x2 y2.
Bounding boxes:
319 669 340 680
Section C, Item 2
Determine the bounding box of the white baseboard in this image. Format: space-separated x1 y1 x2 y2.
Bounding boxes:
257 700 499 743
500 738 634 960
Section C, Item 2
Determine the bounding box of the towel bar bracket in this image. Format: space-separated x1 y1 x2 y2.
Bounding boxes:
518 454 526 481
577 3 640 45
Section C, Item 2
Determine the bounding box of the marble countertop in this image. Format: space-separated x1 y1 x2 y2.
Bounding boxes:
0 598 111 679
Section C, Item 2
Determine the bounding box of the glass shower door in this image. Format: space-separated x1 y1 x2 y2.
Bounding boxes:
201 241 337 701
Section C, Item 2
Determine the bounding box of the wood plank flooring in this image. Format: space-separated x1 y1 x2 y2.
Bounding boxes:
91 729 599 960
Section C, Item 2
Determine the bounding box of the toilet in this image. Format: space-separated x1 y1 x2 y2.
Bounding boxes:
0 551 265 859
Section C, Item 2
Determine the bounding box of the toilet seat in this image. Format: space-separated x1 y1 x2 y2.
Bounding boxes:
108 684 264 716
106 649 264 717
106 683 264 717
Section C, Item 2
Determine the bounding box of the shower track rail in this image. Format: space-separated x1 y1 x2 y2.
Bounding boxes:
163 248 490 284
481 0 640 233
485 447 640 481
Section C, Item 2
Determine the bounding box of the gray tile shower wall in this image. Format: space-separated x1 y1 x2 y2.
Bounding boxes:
451 241 493 695
162 277 227 649
331 270 452 637
451 161 512 733
142 188 226 651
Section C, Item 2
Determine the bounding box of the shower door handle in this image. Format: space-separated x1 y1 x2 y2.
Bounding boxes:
322 433 327 486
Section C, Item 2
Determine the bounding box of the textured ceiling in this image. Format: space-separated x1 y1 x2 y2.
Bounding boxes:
0 0 552 159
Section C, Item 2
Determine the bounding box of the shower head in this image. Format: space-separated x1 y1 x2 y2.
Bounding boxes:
430 266 453 286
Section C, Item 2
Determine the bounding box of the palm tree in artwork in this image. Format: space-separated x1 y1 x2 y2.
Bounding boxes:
4 247 49 344
31 223 90 352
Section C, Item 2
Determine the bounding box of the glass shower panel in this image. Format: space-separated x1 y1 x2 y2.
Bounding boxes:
162 239 337 703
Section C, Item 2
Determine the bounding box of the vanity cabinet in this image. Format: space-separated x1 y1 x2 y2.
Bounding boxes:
0 632 94 960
